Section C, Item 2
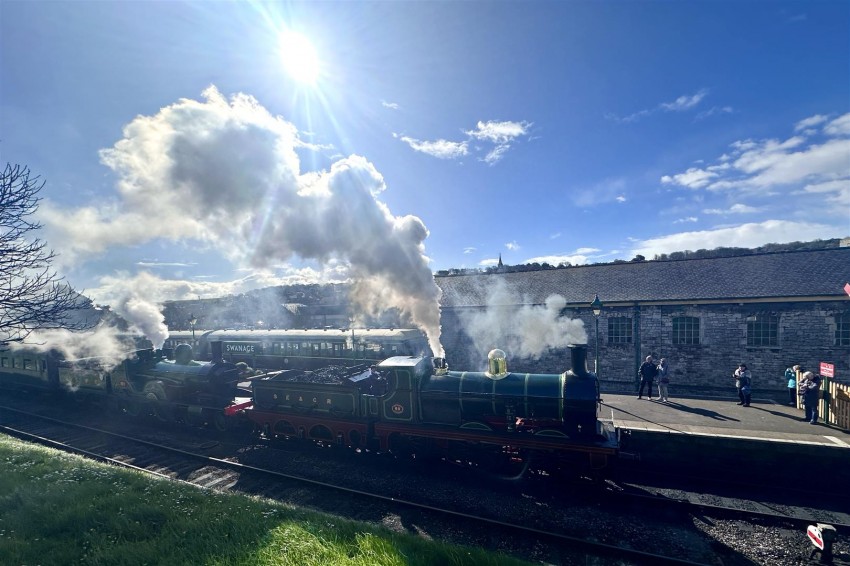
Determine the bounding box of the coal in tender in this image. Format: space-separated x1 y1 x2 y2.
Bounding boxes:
270 365 352 385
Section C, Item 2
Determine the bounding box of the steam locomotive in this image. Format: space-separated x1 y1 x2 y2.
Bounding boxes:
0 341 618 476
241 345 616 475
0 344 246 431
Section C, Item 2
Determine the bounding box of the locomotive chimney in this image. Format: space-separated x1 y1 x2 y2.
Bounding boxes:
568 344 592 378
433 357 448 376
210 340 223 362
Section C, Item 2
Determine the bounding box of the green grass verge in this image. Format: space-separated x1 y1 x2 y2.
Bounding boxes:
0 434 531 566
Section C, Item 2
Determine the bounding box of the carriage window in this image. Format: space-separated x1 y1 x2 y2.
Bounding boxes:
12 358 18 368
23 359 33 370
1 357 8 367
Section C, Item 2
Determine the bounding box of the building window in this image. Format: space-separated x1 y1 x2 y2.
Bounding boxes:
747 314 779 347
672 316 700 345
607 317 633 344
836 313 850 346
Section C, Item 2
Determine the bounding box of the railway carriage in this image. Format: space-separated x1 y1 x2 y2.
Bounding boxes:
162 328 429 370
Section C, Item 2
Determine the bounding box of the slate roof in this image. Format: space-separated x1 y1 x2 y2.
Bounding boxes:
436 247 850 308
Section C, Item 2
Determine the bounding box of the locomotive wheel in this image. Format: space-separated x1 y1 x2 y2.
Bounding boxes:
448 441 532 481
124 399 141 417
143 382 172 422
212 411 230 432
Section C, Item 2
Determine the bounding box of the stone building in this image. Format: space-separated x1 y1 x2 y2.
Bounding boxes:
436 247 850 399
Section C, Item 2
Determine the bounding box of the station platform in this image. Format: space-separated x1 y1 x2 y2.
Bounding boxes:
598 393 850 483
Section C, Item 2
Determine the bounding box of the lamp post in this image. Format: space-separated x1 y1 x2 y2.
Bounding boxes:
189 314 197 340
590 295 603 375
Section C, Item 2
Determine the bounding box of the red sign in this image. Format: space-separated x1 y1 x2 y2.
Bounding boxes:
845 282 850 297
820 362 835 378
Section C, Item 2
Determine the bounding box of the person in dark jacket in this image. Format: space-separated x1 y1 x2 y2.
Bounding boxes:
637 356 657 400
733 363 752 406
799 371 822 424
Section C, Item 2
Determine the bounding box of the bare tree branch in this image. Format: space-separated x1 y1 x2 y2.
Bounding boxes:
0 163 95 342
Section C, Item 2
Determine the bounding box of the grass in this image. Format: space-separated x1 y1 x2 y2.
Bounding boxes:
0 434 531 566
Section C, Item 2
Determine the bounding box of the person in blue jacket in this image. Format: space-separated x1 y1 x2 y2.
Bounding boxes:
785 364 800 406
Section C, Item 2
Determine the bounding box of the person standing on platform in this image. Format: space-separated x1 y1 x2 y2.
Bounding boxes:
657 358 670 402
733 363 752 406
800 371 822 424
785 364 800 406
637 356 658 400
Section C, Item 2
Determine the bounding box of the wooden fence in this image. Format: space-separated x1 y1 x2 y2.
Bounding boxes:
825 380 850 431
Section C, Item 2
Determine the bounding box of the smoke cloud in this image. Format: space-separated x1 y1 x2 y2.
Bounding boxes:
41 87 443 355
458 279 586 362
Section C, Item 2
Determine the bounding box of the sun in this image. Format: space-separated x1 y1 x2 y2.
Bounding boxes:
279 30 320 85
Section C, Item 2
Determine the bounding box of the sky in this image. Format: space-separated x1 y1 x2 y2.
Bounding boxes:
1 1 849 347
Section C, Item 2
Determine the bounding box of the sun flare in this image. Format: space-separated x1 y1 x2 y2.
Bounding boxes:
279 30 320 85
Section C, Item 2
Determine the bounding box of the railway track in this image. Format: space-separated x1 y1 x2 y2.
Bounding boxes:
0 397 846 565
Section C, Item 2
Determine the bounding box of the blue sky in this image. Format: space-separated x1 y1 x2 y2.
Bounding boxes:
2 1 848 323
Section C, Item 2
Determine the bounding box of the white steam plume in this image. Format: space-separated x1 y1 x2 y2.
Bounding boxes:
88 272 170 349
458 279 586 361
8 324 142 369
41 87 442 356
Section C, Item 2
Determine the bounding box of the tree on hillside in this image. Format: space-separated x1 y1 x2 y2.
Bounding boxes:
0 163 91 342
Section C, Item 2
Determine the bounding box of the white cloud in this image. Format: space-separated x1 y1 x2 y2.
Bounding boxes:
825 112 850 136
610 89 712 123
673 217 699 224
381 100 400 110
397 120 531 165
575 247 601 254
395 134 469 159
801 179 850 206
703 203 760 215
523 254 589 266
795 114 829 132
465 120 531 144
696 106 734 120
661 167 718 189
661 89 708 111
550 232 562 239
463 247 476 254
505 241 520 251
616 195 627 202
660 114 850 207
630 220 845 258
